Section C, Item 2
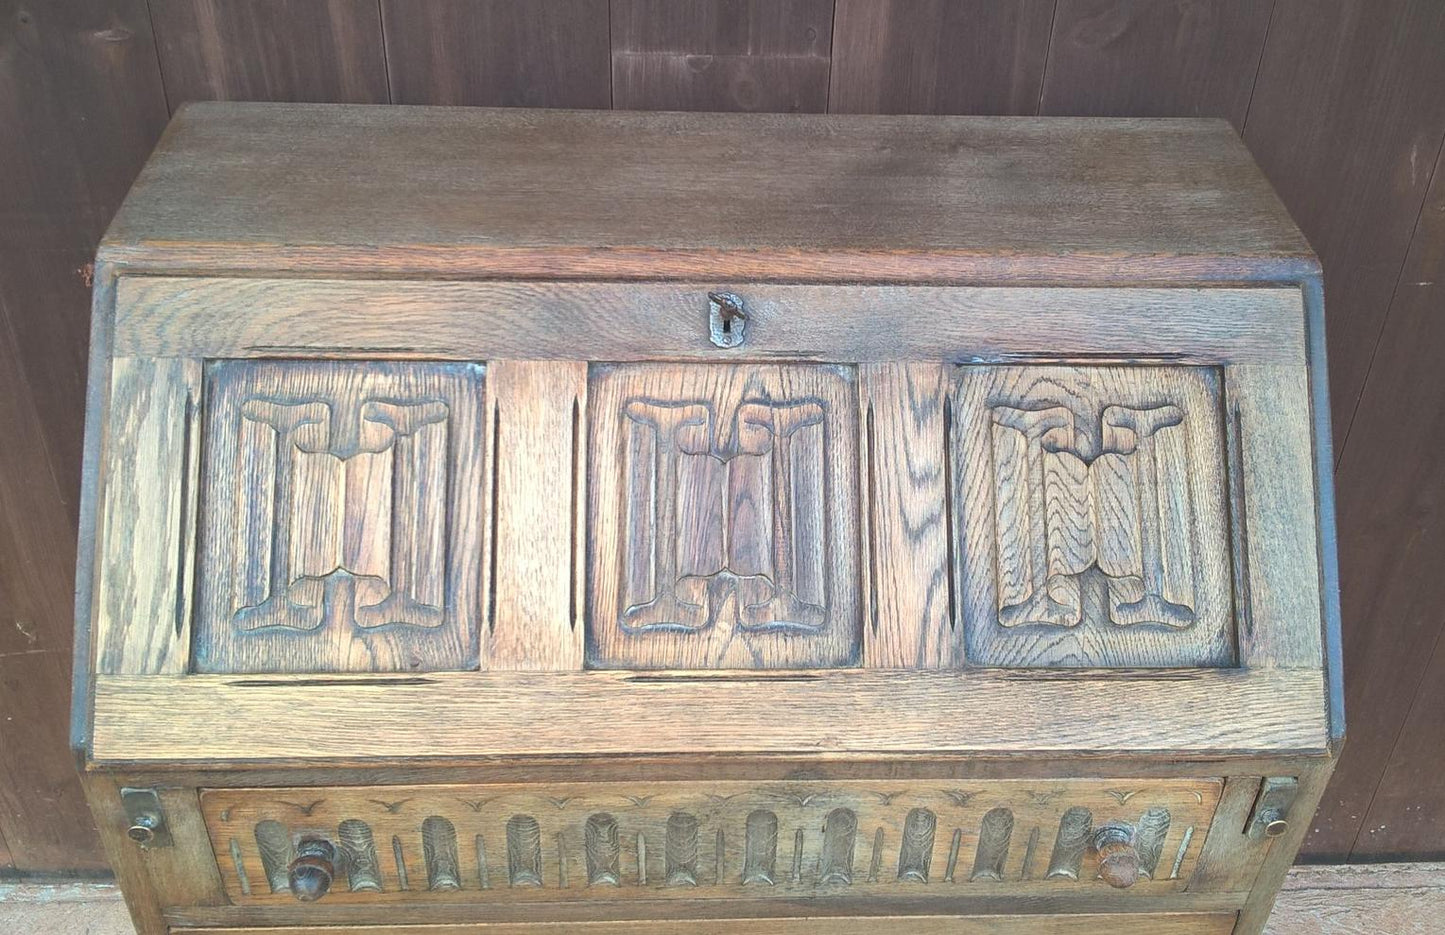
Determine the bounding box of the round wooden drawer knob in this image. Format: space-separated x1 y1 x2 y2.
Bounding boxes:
287 837 337 902
1092 823 1141 889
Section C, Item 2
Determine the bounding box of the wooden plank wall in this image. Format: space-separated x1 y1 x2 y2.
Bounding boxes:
1 0 1442 874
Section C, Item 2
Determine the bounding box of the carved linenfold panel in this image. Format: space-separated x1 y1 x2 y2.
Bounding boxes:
195 361 486 673
338 819 382 893
588 364 860 669
954 366 1236 668
203 779 1219 903
422 817 461 891
584 814 621 886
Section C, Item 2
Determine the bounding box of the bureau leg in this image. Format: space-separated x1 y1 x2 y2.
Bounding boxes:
82 773 225 935
1232 759 1335 935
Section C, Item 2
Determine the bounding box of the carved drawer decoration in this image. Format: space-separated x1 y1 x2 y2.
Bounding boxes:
202 779 1221 903
587 363 860 669
193 361 486 673
954 366 1236 668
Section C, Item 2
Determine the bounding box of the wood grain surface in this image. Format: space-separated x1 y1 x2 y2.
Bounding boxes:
612 1 834 113
587 364 860 669
830 1 1054 116
381 0 611 108
191 361 487 674
954 366 1236 669
98 105 1312 281
3 0 1431 886
1038 0 1275 131
111 279 1308 364
89 668 1330 764
200 779 1221 902
147 0 389 108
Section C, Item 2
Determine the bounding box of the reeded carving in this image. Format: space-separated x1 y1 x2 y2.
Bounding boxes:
338 819 382 892
1047 807 1093 881
584 813 621 886
254 820 292 893
506 815 543 887
898 808 937 883
392 835 410 890
971 808 1014 882
422 816 461 891
228 838 252 896
742 809 778 885
818 808 858 885
1135 807 1172 880
665 812 699 886
475 834 491 889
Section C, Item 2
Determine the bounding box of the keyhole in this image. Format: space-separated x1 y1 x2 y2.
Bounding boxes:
708 291 747 348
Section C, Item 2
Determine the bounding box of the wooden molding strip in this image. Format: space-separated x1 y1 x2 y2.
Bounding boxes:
113 279 1307 364
90 668 1328 765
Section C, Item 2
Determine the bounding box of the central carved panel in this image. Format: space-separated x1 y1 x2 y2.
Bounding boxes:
954 366 1236 668
588 364 860 669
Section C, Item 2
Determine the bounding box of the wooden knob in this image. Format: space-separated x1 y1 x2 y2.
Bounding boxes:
287 837 336 902
1092 823 1141 889
1258 808 1289 838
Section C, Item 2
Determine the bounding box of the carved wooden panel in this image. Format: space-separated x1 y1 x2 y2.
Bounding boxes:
193 361 486 673
201 779 1221 904
588 364 860 669
954 366 1236 668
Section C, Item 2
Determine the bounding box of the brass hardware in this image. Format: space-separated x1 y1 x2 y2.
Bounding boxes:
1091 822 1140 889
121 788 173 848
1249 778 1298 840
1249 777 1299 840
288 836 337 902
708 292 747 348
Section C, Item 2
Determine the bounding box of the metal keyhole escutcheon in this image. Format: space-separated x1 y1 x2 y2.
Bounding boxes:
708 291 747 348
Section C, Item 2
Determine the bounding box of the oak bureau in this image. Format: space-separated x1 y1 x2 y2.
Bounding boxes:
72 104 1343 935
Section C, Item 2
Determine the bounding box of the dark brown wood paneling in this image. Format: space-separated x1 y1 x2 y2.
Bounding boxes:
0 0 168 875
148 0 389 108
382 0 610 107
829 0 1055 115
612 0 834 112
1243 0 1445 444
1038 0 1274 130
1320 138 1445 862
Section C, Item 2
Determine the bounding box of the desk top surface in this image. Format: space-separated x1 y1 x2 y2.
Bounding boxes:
100 103 1313 283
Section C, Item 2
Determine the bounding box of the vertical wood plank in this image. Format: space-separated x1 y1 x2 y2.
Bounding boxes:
487 361 587 671
1243 0 1445 444
381 0 611 108
860 363 952 668
1226 364 1325 669
612 0 835 112
94 358 201 675
1038 0 1274 131
148 0 389 108
0 0 165 875
829 0 1055 115
1312 138 1445 861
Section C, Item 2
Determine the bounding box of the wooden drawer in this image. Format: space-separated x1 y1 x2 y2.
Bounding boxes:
183 912 1239 934
202 780 1223 905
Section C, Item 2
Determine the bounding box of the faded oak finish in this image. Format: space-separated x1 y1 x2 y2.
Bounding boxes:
73 105 1341 935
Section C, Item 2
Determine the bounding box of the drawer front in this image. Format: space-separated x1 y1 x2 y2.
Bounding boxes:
202 779 1221 906
184 913 1239 934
